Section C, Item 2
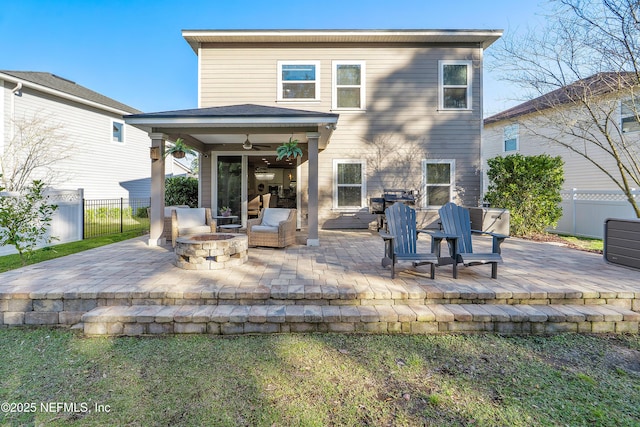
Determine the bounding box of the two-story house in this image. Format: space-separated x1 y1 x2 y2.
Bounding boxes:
126 29 502 246
483 72 640 237
1 70 153 199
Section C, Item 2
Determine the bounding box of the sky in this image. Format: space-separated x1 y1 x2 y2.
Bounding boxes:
0 0 548 117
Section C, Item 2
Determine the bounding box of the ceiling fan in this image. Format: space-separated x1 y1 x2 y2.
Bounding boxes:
242 134 271 151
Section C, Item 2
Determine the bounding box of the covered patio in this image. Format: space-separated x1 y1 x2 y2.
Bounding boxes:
0 230 638 335
125 104 339 247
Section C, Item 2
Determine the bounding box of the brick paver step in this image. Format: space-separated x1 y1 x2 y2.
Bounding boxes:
80 304 640 336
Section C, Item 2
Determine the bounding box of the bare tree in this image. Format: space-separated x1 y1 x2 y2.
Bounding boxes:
362 134 426 205
1 113 70 192
489 0 640 217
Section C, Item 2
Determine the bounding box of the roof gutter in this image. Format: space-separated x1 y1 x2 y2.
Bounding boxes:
0 72 134 116
125 115 338 128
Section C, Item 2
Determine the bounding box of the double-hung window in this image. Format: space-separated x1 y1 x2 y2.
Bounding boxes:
332 61 365 110
333 159 366 209
112 120 124 143
439 60 472 110
278 61 320 101
503 124 519 152
422 160 455 207
621 98 640 133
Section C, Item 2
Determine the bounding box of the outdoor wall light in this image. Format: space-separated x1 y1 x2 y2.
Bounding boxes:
149 146 160 161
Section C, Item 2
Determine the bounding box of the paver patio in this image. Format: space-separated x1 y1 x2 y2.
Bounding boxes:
0 230 638 335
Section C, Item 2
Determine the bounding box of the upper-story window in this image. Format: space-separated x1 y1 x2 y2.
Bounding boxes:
277 61 320 101
332 61 366 110
439 60 472 110
504 124 519 152
621 99 640 133
112 121 124 143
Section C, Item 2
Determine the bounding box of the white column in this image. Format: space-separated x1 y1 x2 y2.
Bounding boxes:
149 133 166 246
306 132 320 246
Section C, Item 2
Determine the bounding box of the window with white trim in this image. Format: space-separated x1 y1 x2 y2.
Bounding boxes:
332 61 365 110
333 159 366 209
439 60 472 110
621 99 640 133
503 124 519 152
422 160 455 207
277 61 320 101
112 121 124 143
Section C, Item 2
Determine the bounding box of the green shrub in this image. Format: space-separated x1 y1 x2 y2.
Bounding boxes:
136 207 149 218
484 154 564 237
0 180 58 265
165 176 198 207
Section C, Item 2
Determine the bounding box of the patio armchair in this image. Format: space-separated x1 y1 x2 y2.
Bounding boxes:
438 202 509 279
163 205 189 241
247 208 296 248
248 194 271 218
171 207 216 247
380 202 450 278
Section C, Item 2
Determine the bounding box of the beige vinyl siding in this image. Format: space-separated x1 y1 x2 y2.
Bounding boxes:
200 155 213 208
483 104 638 193
200 43 484 228
7 85 150 199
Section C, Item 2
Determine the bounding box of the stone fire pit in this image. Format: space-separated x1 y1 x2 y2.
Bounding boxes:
174 233 248 270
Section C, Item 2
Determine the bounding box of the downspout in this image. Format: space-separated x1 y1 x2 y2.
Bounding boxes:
9 82 23 142
12 82 23 96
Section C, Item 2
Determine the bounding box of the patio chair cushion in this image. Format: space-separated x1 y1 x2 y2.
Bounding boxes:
178 225 213 236
261 208 292 227
251 225 278 233
176 208 206 228
164 205 189 217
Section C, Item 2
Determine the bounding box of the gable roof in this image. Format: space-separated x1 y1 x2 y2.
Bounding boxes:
0 70 141 114
485 72 639 125
182 29 503 53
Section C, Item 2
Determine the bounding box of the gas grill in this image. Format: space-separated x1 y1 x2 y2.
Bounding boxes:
370 189 417 230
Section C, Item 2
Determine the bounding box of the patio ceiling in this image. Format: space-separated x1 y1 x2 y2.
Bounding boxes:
125 104 339 152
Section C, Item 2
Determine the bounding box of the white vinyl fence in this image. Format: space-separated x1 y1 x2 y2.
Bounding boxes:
551 188 639 239
0 188 84 256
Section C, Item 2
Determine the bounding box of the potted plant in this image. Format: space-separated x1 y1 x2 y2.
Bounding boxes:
165 138 196 159
219 206 232 217
276 137 303 161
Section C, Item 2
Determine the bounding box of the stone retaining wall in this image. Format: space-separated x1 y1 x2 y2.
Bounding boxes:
1 290 639 329
81 304 640 336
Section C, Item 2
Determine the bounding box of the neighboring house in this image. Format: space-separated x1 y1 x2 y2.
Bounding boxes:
483 72 640 237
126 29 502 246
168 156 196 178
0 70 152 199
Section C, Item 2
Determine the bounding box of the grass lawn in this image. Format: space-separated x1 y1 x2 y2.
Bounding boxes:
558 235 604 252
1 330 638 426
84 218 150 239
0 231 147 273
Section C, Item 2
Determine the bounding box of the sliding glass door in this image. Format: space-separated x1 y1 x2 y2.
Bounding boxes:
216 156 242 220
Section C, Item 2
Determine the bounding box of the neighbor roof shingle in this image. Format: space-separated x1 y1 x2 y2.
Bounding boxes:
1 70 141 114
485 72 639 125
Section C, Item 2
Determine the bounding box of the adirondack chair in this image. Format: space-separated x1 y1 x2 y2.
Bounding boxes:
379 202 447 279
438 202 509 279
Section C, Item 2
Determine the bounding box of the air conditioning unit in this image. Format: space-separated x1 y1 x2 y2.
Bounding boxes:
604 218 640 270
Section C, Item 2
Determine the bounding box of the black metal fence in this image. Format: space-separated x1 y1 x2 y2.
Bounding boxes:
83 198 150 238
